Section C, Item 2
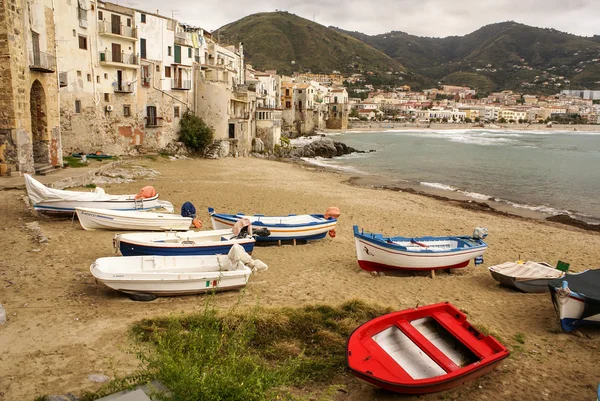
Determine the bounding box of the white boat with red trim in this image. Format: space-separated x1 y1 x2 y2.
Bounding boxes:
209 207 338 242
346 302 509 394
353 226 488 272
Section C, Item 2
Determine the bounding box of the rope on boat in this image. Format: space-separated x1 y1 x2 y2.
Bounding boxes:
556 285 571 305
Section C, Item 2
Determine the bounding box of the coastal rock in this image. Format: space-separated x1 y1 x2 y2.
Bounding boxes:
290 137 360 159
205 140 230 159
24 221 48 244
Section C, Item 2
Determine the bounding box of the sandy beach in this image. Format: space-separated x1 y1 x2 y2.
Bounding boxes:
1 156 600 401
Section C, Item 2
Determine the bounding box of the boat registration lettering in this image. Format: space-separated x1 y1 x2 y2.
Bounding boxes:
364 246 374 256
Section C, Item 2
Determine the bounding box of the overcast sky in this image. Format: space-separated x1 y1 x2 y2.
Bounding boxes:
127 0 600 38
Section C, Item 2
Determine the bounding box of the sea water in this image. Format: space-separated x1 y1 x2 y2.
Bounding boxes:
306 129 600 224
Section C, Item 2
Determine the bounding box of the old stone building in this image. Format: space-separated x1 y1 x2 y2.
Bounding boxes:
0 0 62 176
56 1 198 156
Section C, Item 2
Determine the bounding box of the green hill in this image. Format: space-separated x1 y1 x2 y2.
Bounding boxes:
334 22 600 92
214 12 406 76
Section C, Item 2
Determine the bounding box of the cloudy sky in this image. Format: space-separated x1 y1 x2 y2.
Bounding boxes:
128 0 600 37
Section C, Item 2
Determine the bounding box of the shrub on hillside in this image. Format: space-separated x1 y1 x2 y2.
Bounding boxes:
178 110 214 153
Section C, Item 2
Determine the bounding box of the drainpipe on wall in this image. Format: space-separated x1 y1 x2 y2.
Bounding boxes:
50 0 64 166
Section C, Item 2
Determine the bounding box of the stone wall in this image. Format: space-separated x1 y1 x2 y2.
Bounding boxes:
0 0 62 175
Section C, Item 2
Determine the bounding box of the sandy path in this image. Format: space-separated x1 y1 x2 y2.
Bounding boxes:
1 157 599 401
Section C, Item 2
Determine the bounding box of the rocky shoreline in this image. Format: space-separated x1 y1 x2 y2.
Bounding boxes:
282 136 374 159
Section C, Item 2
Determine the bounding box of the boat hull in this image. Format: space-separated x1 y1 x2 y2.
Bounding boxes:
490 271 555 293
76 207 191 231
117 231 256 256
346 302 509 395
352 358 505 394
354 237 486 272
34 195 162 214
210 214 336 242
91 255 251 297
549 287 600 332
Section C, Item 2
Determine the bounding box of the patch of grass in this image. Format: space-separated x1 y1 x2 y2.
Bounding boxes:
85 183 97 189
513 332 526 344
63 155 87 168
159 153 171 159
144 155 158 162
33 396 48 401
474 324 506 345
125 299 392 401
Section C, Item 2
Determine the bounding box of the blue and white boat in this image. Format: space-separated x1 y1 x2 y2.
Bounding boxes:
114 229 256 257
549 270 600 332
353 226 488 272
209 207 338 242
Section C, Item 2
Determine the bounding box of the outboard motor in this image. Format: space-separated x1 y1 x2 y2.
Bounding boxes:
472 227 488 240
253 227 271 238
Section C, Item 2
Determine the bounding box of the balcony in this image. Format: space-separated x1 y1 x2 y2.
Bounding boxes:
114 82 134 93
99 51 139 69
29 51 56 73
98 21 138 41
171 79 191 90
175 31 189 46
145 117 163 128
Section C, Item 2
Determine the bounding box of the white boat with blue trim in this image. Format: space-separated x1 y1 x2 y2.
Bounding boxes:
209 207 338 242
76 207 191 231
24 174 169 213
114 229 256 256
549 270 600 332
353 226 488 272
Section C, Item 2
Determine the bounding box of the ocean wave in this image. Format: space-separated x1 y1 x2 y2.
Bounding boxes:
420 182 456 191
300 157 367 175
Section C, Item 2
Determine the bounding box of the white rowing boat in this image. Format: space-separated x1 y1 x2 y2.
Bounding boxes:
76 207 191 231
91 244 267 299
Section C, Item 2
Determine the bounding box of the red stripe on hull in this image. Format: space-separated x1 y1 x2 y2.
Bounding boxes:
357 259 470 272
351 358 505 394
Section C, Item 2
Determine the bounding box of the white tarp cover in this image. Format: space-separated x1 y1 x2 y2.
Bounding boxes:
24 174 120 204
488 261 563 281
227 243 268 273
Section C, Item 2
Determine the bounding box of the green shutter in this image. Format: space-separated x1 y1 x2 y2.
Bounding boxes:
174 45 181 63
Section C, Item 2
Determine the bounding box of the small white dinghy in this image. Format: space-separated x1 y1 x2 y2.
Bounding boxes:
91 244 268 300
489 261 565 293
76 207 192 231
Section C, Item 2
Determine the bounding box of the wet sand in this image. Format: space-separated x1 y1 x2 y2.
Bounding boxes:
1 157 600 401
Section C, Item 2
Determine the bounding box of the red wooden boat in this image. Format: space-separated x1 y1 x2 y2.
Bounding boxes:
346 302 509 394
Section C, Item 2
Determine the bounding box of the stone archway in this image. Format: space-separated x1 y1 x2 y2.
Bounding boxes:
30 80 50 165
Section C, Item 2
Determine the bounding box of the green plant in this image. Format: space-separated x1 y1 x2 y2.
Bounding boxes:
62 155 87 168
513 332 525 344
85 183 97 189
125 299 392 401
178 110 214 153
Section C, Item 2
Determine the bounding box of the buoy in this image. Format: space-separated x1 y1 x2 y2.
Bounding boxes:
328 229 336 238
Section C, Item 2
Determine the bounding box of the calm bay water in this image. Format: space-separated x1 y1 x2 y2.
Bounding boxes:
309 129 600 223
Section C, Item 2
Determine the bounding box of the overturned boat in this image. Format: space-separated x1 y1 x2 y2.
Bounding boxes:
549 269 600 332
346 302 509 394
353 226 488 272
24 174 170 213
209 207 339 243
489 261 565 293
115 229 256 256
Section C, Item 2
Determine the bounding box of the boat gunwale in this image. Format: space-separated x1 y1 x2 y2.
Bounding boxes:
209 207 337 228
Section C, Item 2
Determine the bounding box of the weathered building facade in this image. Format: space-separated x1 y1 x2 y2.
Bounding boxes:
0 0 62 175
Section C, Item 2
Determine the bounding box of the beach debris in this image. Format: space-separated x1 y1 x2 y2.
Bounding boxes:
252 138 265 153
161 141 190 156
88 373 110 383
24 221 48 243
0 304 6 325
